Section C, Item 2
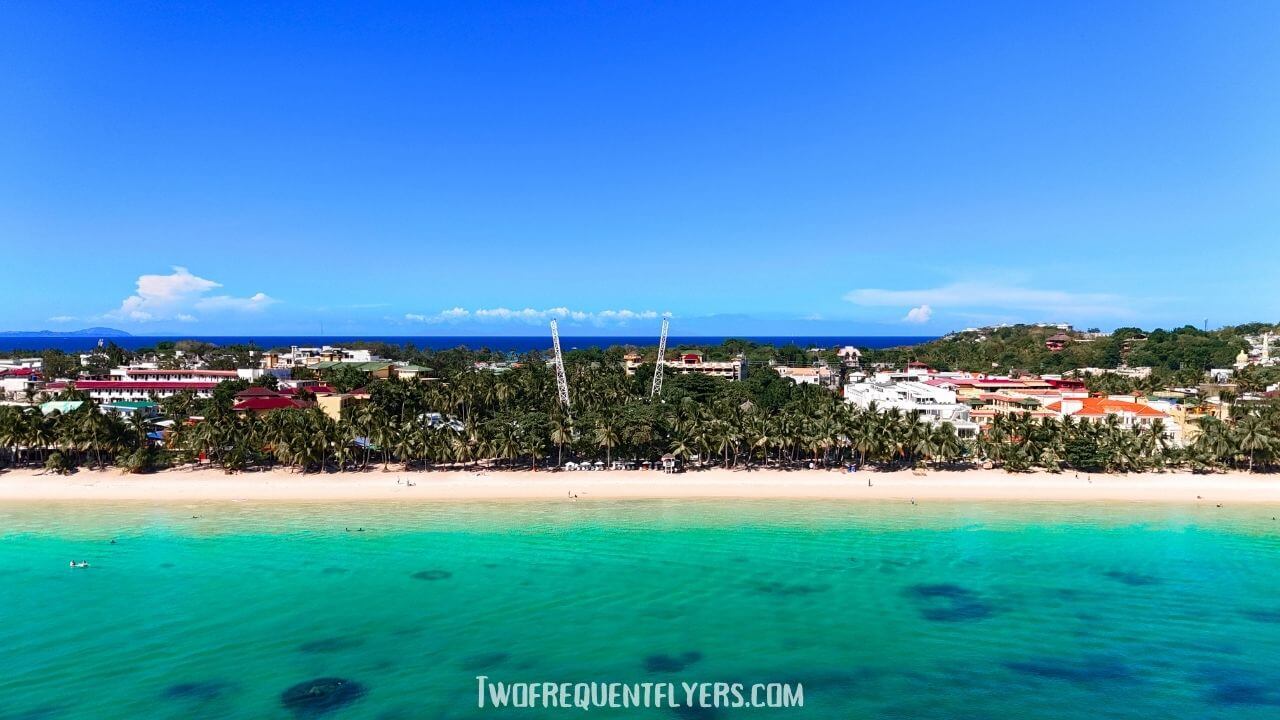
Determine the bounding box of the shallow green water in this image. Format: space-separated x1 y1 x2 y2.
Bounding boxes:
3 500 1280 719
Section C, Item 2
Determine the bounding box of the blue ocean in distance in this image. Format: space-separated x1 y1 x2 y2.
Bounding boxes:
0 335 936 354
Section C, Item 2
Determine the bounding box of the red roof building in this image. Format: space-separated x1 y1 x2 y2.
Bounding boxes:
46 381 219 391
1044 396 1167 418
232 396 307 413
234 386 285 399
43 380 219 402
1045 333 1071 351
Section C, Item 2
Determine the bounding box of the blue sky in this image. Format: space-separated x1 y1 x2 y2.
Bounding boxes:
2 1 1277 336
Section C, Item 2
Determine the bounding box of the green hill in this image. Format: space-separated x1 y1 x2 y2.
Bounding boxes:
861 323 1276 375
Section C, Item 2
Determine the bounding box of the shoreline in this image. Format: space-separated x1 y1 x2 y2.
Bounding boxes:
1 466 1279 504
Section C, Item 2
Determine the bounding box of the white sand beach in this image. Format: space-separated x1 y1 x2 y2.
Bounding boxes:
1 466 1278 504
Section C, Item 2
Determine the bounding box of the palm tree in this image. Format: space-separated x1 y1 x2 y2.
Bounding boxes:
550 413 573 467
930 423 964 467
592 414 621 467
1235 413 1274 473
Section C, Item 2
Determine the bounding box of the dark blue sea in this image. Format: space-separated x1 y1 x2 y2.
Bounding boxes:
0 335 934 354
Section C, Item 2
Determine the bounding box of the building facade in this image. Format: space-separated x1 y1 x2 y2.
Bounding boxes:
844 380 979 437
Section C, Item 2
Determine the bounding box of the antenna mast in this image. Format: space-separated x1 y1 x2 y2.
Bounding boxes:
651 316 669 398
550 319 571 410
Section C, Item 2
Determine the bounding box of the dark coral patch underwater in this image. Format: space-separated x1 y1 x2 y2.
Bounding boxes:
1101 570 1162 586
163 680 234 701
280 677 367 717
459 651 510 671
644 651 703 673
1241 608 1280 623
298 637 365 653
1003 656 1136 685
904 583 995 622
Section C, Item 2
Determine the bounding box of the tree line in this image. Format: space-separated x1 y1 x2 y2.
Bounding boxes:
1 355 1277 474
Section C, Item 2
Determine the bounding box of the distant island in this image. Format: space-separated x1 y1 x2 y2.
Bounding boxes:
0 327 131 337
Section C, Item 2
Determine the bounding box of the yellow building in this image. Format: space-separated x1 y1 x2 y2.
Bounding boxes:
315 392 368 421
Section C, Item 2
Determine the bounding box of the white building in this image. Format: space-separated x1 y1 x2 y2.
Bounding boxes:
774 365 837 387
1044 396 1182 446
42 366 240 403
108 368 250 382
1239 332 1275 367
844 380 978 437
624 351 746 381
0 357 42 371
262 345 379 369
1074 366 1153 380
837 346 861 367
0 367 42 400
43 380 219 403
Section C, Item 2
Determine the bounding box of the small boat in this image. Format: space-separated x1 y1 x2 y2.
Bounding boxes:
69 561 90 569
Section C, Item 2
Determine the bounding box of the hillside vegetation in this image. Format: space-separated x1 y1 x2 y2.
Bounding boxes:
862 323 1277 376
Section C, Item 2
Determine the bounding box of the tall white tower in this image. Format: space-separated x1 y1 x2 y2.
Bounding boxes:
550 319 571 410
650 317 669 398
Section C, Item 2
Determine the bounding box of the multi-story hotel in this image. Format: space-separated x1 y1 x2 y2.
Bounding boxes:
623 350 746 381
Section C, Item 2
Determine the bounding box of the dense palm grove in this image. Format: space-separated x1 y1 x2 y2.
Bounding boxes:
1 352 1278 475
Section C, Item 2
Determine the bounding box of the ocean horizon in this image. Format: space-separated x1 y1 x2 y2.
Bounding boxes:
0 335 937 354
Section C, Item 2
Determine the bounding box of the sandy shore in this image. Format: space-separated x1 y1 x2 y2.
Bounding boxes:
1 466 1278 504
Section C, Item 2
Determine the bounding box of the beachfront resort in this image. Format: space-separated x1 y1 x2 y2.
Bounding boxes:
1 324 1278 477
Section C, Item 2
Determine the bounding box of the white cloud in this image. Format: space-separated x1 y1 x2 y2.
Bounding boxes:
845 282 1133 319
405 307 662 326
48 315 76 323
106 267 276 322
195 292 275 313
903 304 933 323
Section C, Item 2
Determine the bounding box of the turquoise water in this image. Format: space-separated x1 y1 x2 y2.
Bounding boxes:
2 501 1280 719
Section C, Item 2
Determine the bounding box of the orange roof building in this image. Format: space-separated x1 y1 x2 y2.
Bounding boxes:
1043 396 1182 445
1044 396 1168 419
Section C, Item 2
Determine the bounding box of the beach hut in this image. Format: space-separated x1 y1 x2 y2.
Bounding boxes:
564 461 579 471
593 461 605 471
660 454 680 473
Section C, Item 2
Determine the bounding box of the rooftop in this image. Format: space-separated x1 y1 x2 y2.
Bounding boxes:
45 381 220 391
124 369 239 377
1045 397 1168 418
233 396 307 412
